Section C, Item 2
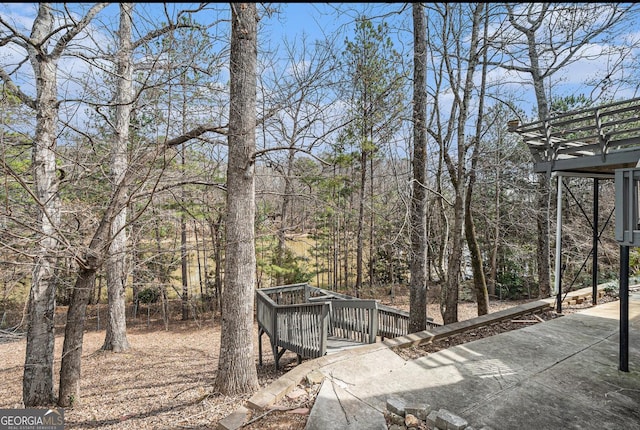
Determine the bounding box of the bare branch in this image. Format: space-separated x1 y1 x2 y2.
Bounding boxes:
253 145 330 166
163 124 228 148
0 69 36 109
51 3 109 60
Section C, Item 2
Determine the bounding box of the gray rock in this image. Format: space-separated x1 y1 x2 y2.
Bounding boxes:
387 396 407 417
389 425 406 430
389 411 405 426
426 410 439 429
447 414 468 430
406 403 432 421
217 406 248 430
435 409 468 430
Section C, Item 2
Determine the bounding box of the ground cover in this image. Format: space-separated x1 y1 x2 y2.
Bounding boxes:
0 290 618 429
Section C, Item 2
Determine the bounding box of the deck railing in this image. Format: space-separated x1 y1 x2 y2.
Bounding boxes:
378 304 409 339
377 303 440 339
256 283 440 369
274 302 329 359
256 286 330 368
329 299 378 344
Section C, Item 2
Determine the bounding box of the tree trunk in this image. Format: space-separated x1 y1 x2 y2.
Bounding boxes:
59 265 96 407
465 186 489 315
208 215 224 312
276 149 295 286
195 220 205 298
441 3 484 325
532 67 552 298
181 180 189 320
443 196 464 325
23 4 60 407
409 2 428 333
215 2 260 395
59 162 130 406
130 202 143 318
369 153 375 288
103 2 133 352
355 149 366 297
488 146 501 296
522 12 552 298
465 6 489 316
181 71 190 320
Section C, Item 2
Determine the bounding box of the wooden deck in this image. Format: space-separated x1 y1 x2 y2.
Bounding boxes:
326 336 367 352
256 283 440 369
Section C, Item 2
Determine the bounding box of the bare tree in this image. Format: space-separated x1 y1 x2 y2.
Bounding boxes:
102 2 134 353
99 2 223 346
0 2 108 406
424 3 484 324
57 92 227 408
214 2 260 395
464 5 490 316
49 3 222 406
409 2 428 332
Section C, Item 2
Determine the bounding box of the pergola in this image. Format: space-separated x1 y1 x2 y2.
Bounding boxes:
509 96 640 372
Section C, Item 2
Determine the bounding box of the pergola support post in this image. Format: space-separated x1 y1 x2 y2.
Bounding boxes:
592 178 599 305
555 175 563 313
620 244 629 372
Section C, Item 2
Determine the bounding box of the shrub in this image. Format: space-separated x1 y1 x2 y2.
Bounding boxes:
137 287 160 304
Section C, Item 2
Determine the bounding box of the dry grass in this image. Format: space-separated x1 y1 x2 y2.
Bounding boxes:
0 311 298 430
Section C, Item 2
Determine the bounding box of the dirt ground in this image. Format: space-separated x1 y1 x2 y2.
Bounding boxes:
0 292 616 430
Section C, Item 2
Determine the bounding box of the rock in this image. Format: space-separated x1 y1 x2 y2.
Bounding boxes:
387 396 406 417
426 410 439 429
285 388 307 400
217 406 249 430
405 413 421 428
389 425 406 430
406 403 432 421
389 412 405 426
435 409 468 430
446 414 468 430
287 407 310 415
306 370 325 385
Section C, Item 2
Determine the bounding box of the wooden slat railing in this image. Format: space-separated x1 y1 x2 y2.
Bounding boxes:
257 287 330 369
263 282 309 305
256 283 442 369
275 303 329 359
329 300 378 344
256 290 276 339
378 304 409 339
306 285 442 337
377 304 440 339
509 97 640 169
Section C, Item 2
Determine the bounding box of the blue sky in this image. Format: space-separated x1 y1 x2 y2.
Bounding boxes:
2 3 640 131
